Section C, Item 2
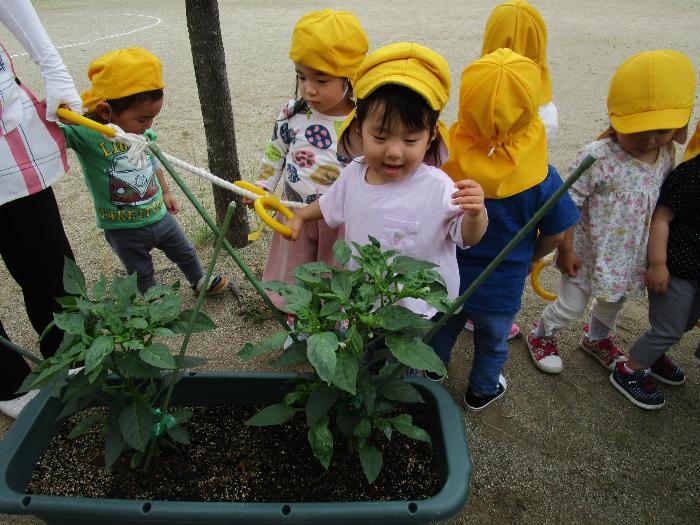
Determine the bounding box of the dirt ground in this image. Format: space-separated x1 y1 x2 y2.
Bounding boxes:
1 1 699 524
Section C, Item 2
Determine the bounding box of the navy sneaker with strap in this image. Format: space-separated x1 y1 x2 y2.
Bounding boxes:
649 355 685 385
610 362 664 410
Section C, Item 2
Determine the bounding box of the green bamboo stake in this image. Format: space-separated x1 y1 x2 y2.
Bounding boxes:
143 201 235 472
423 155 596 343
147 142 292 335
0 335 41 364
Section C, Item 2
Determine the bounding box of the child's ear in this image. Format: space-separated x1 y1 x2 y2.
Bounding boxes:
672 124 689 144
94 101 112 123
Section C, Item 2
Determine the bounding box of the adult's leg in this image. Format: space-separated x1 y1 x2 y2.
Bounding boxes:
0 188 73 360
0 320 31 400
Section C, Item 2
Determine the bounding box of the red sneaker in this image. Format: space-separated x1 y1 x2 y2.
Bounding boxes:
579 324 626 370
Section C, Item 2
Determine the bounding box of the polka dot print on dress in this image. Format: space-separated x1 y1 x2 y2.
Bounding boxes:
305 124 332 150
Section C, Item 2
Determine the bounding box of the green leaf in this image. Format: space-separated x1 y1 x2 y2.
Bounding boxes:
331 273 352 301
375 418 393 441
85 335 115 374
91 275 108 301
153 327 176 337
115 353 163 378
246 403 298 426
353 417 372 440
122 339 145 351
268 342 308 369
345 327 363 357
293 265 323 284
110 273 139 305
319 299 342 317
166 424 190 445
148 294 183 323
68 413 105 439
53 312 85 336
139 343 177 369
63 257 86 296
238 332 288 360
308 416 333 470
385 335 446 376
336 405 360 437
358 444 383 484
380 380 424 403
175 355 207 369
331 352 359 394
105 427 126 467
118 404 153 452
127 317 148 330
390 414 432 445
306 332 338 383
333 239 352 266
358 373 376 414
55 295 78 309
130 451 144 469
144 284 175 301
167 309 216 334
391 255 439 274
171 409 192 424
306 386 340 426
374 305 433 335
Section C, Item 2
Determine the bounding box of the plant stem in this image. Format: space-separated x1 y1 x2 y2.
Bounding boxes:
147 142 293 337
143 202 235 473
423 155 596 343
0 335 41 364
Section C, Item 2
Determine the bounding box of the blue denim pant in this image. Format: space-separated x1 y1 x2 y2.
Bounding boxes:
430 309 516 396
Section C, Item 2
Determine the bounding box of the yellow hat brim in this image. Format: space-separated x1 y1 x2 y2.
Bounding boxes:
611 107 692 134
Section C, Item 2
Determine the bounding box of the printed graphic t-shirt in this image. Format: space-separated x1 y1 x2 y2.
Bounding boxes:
61 124 166 230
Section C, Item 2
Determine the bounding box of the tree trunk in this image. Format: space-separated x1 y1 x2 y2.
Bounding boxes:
185 0 249 247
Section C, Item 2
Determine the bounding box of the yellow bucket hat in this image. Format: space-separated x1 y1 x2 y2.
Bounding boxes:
442 48 547 199
339 42 451 156
481 0 552 105
683 120 700 163
82 48 164 114
608 50 696 134
289 10 368 79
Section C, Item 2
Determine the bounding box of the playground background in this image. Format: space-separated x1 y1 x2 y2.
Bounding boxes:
1 1 699 523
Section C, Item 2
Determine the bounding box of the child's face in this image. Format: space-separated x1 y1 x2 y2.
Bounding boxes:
295 63 351 116
615 128 677 160
111 97 164 135
360 103 433 185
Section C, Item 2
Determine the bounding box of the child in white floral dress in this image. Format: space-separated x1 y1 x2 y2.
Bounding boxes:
248 10 368 310
526 50 696 374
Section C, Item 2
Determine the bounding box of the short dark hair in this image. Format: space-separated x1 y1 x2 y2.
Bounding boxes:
341 84 441 165
106 89 164 114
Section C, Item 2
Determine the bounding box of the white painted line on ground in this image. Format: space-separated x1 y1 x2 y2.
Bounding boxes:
10 14 162 57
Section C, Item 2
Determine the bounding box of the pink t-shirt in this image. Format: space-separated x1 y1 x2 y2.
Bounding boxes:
319 160 466 318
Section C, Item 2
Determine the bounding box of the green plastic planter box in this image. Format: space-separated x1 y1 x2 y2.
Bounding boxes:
0 372 471 525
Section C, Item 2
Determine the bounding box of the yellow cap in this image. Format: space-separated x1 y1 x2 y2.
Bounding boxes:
481 0 552 105
608 50 696 134
683 120 700 163
289 10 368 79
352 42 450 111
338 42 451 158
442 48 547 199
82 48 164 114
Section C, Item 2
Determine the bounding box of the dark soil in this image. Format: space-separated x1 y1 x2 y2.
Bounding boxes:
28 404 441 503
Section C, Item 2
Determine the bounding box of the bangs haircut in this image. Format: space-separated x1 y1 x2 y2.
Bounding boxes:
342 84 441 165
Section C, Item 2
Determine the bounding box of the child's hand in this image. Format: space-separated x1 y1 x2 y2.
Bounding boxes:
242 197 256 208
452 179 485 216
555 248 581 277
286 215 304 241
163 192 179 214
645 263 669 294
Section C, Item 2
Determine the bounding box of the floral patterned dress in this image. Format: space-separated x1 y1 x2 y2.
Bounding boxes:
565 138 675 301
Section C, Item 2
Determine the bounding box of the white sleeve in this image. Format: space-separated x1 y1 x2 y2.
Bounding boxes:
319 165 351 228
0 0 82 120
539 102 559 146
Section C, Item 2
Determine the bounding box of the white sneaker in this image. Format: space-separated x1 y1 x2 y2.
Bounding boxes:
283 332 309 350
0 389 40 419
